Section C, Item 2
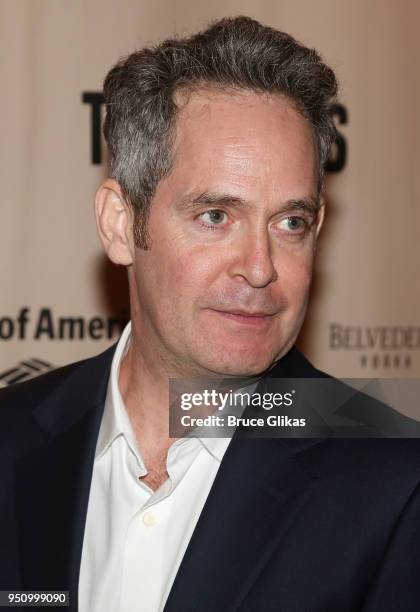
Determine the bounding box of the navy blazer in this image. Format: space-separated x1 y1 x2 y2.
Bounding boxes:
1 344 420 611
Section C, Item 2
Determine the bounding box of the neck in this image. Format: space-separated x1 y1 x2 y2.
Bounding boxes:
119 340 171 446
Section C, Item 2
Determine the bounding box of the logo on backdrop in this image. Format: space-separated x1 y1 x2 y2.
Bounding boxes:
0 307 129 341
81 92 348 171
0 358 54 388
330 323 420 370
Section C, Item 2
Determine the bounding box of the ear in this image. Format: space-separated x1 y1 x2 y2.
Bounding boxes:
95 179 135 265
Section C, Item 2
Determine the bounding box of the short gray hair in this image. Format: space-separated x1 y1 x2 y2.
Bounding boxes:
103 16 338 248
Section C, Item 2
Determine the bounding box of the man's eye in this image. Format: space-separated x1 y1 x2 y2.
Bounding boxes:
199 210 228 226
278 216 307 232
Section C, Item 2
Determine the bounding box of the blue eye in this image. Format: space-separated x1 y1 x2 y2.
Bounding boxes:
200 210 227 225
279 216 307 231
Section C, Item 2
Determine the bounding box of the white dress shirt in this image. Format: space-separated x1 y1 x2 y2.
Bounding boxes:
78 323 232 612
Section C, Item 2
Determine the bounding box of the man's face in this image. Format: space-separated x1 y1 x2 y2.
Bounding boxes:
129 88 322 377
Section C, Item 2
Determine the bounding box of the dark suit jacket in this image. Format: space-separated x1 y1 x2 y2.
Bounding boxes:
1 344 420 611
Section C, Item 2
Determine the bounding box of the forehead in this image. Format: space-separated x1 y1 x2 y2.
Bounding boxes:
168 87 317 201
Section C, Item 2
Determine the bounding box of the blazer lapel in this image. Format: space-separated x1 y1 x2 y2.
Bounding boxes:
164 435 323 612
15 345 115 610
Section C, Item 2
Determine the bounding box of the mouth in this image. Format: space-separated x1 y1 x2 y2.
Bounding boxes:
207 308 276 327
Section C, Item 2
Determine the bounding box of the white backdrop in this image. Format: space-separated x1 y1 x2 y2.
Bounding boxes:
1 0 419 385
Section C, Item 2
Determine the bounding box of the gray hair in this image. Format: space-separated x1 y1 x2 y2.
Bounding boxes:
103 16 338 248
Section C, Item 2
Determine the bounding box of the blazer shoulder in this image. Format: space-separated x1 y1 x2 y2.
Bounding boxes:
0 360 86 414
266 346 330 379
269 347 420 440
0 343 116 429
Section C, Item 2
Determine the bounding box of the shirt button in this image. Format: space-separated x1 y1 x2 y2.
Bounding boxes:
142 511 156 527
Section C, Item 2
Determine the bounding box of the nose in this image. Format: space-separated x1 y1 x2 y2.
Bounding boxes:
227 227 278 288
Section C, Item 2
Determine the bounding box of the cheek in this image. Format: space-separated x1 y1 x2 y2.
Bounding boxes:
275 248 314 303
152 237 222 301
173 255 211 286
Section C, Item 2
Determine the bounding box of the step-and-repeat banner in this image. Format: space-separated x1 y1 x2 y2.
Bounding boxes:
1 0 419 385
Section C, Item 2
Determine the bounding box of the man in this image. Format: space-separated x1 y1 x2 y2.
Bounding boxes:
1 16 420 612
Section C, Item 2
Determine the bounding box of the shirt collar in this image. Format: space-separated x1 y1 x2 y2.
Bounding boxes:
95 322 230 463
95 321 134 459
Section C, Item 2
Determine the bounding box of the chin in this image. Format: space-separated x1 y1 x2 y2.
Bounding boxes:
198 349 280 378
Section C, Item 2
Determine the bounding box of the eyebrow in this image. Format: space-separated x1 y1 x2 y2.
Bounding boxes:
177 190 320 215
